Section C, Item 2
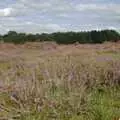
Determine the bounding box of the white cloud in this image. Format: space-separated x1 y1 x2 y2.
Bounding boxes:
0 8 14 17
0 0 120 34
45 23 66 31
57 13 70 18
1 21 67 33
75 3 120 13
12 0 73 14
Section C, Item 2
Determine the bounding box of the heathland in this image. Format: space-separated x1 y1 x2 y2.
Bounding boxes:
0 41 120 120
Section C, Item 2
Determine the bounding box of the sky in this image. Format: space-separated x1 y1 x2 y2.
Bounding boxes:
0 0 120 34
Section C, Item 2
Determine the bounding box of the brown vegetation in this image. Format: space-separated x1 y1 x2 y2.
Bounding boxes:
0 42 120 120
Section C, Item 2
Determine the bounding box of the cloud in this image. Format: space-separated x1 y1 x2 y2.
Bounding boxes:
0 8 14 17
75 3 120 13
1 21 67 34
12 0 74 15
0 0 120 34
57 13 70 18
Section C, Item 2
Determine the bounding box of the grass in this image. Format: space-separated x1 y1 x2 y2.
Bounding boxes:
0 42 120 120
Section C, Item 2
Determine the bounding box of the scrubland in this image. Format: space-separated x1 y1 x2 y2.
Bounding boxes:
0 42 120 120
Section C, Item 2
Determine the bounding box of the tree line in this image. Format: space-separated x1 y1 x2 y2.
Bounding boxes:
0 29 120 44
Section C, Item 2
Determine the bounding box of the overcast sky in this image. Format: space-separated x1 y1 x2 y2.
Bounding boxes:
0 0 120 34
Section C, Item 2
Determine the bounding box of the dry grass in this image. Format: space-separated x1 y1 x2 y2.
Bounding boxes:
0 42 120 120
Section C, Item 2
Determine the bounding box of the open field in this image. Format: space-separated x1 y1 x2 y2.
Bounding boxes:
0 42 120 120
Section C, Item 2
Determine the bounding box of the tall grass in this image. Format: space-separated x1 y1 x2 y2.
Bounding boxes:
0 47 120 120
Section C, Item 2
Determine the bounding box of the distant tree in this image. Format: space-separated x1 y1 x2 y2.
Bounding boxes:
0 35 4 43
0 30 120 44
